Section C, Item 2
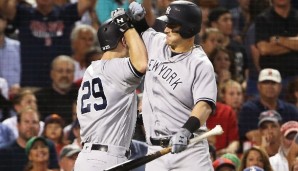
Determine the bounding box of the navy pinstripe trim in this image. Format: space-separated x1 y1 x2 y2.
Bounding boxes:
128 59 143 78
196 98 216 114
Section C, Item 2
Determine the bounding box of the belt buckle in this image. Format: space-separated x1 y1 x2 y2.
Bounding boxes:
160 138 169 148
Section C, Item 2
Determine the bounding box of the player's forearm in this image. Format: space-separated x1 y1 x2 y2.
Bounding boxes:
278 36 298 51
125 28 148 74
257 41 291 56
142 0 155 27
191 101 212 127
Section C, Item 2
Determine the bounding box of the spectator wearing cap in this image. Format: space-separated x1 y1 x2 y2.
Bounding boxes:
239 146 273 171
258 110 283 156
23 136 52 171
59 144 81 171
238 68 298 145
221 153 241 170
213 157 236 171
0 107 59 171
42 114 66 155
270 121 298 171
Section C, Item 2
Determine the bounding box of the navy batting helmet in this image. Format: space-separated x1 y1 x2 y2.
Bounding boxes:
97 19 124 52
164 1 202 39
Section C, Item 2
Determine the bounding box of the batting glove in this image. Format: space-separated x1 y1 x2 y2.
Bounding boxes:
169 128 192 153
128 1 146 21
111 8 134 33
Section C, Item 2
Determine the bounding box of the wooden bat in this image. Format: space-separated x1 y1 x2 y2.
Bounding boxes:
104 125 224 171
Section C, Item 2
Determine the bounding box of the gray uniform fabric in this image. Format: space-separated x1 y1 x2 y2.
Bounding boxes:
75 58 142 171
142 28 217 170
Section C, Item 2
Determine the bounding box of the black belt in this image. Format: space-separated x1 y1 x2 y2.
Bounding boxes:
150 137 171 148
82 143 130 158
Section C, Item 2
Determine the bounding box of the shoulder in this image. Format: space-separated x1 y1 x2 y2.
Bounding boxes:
5 37 20 46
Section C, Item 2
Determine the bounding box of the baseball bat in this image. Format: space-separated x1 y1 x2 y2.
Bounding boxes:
104 125 224 171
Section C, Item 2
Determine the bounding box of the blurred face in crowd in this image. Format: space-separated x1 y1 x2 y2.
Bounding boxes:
258 81 281 100
213 50 231 74
28 140 50 163
36 0 54 7
72 29 95 56
281 131 297 154
238 0 250 11
202 31 224 56
212 13 233 36
0 18 7 34
51 59 74 90
15 93 37 113
272 0 291 7
246 149 264 168
18 109 40 141
44 123 63 142
60 153 79 171
222 83 243 110
259 121 281 145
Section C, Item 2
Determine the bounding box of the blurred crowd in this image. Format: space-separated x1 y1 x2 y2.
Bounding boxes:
0 0 298 171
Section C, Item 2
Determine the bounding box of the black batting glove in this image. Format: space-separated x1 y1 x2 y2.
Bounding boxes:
111 8 134 33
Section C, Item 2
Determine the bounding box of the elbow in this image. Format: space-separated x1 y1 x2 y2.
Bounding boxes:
138 61 148 74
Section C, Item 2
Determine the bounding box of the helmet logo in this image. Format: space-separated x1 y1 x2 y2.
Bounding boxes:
102 45 110 51
165 7 171 15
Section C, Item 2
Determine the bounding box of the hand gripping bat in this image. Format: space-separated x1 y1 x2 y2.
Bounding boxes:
104 125 224 171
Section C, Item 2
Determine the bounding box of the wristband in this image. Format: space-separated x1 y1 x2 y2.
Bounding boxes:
182 116 201 133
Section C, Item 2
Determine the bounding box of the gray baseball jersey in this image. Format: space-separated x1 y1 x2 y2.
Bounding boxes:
141 28 217 141
77 58 142 149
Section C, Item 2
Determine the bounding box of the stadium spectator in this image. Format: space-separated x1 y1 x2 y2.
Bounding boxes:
0 13 20 94
243 0 271 99
285 77 298 108
269 121 298 171
221 153 241 170
208 7 248 84
0 0 96 87
0 122 15 148
70 24 97 83
42 114 66 155
255 0 298 89
219 79 244 114
23 136 53 171
201 28 224 56
238 68 298 144
207 102 240 156
2 89 44 138
35 55 78 124
59 144 81 171
0 107 59 171
258 110 282 156
229 0 250 43
213 157 236 171
238 146 273 171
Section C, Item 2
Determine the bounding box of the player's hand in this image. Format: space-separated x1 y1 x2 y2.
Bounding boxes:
169 128 192 153
111 8 133 33
128 1 146 21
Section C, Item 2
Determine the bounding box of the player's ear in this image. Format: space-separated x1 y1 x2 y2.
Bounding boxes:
121 37 127 48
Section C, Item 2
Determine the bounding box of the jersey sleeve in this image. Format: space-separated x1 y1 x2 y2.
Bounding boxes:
93 58 142 93
192 57 217 112
142 28 166 57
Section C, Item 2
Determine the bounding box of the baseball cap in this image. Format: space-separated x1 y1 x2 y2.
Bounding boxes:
258 110 282 127
258 68 281 83
221 153 240 169
280 121 298 137
25 136 49 155
243 166 264 171
59 144 81 159
213 158 235 171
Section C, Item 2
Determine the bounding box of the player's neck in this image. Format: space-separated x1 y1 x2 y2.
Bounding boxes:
101 51 126 60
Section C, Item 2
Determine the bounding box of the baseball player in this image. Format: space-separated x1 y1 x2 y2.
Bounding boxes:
74 9 148 171
128 1 217 170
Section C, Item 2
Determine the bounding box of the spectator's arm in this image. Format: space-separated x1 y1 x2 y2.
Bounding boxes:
217 141 240 156
276 36 298 52
256 40 291 56
77 0 96 17
287 134 298 171
142 0 155 27
0 0 17 20
250 44 261 72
